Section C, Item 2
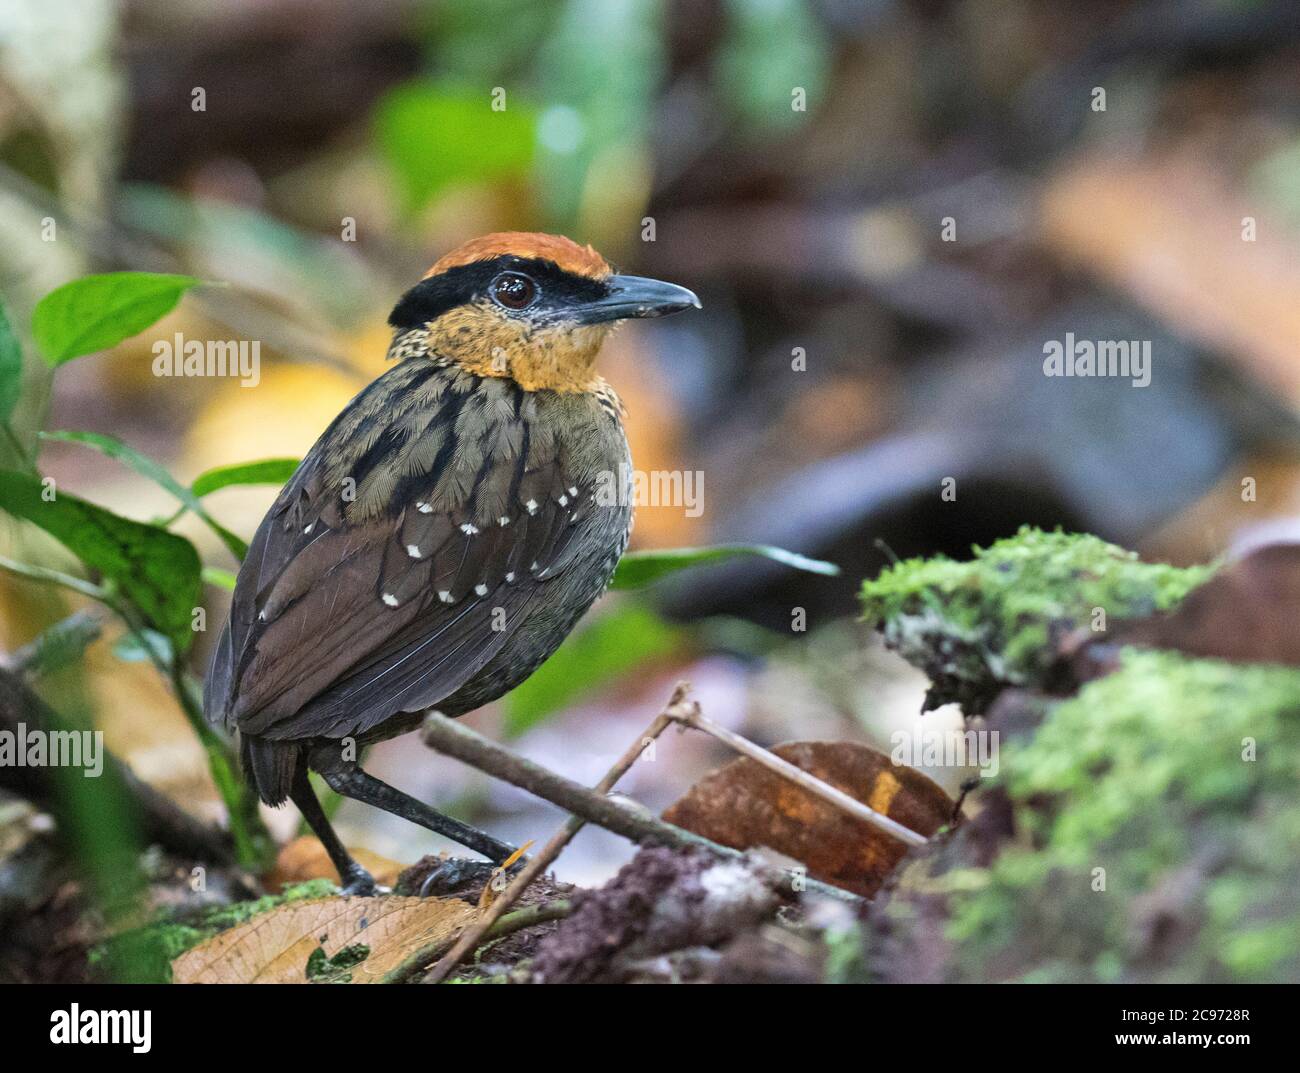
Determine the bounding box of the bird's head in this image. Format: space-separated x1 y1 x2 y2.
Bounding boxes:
387 232 700 392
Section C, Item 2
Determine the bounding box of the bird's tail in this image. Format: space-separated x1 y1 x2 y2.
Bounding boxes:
240 734 301 806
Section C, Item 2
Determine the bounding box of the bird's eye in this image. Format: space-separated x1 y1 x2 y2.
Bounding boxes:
490 272 538 311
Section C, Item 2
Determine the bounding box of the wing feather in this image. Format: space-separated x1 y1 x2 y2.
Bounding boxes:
206 364 606 744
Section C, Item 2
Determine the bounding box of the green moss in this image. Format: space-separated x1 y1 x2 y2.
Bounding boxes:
197 879 336 931
860 527 1214 711
90 878 338 983
305 942 370 983
862 533 1299 982
942 651 1300 982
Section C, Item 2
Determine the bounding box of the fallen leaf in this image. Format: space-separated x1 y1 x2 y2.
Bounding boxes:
264 835 406 892
663 741 952 897
1102 544 1300 667
171 896 478 984
1041 151 1300 402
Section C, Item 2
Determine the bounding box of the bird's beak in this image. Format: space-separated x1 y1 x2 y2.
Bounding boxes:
572 274 701 325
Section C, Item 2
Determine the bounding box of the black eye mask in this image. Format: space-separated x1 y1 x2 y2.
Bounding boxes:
389 256 611 329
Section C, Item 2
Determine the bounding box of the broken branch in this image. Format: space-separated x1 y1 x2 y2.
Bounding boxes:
0 665 235 865
417 691 862 906
418 683 692 983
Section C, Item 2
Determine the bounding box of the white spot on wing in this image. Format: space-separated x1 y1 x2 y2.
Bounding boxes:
474 583 489 596
439 590 453 604
417 502 433 513
526 499 538 514
406 544 421 558
382 593 399 607
461 523 479 535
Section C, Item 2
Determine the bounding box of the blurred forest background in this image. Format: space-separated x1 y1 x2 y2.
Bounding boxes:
3 0 1300 974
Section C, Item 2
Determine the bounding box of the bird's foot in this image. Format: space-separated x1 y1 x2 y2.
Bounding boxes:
418 857 496 897
338 864 378 897
417 852 529 898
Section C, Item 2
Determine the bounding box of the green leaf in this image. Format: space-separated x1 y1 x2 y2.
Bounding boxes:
305 943 370 984
374 84 535 213
503 601 681 736
0 297 22 424
202 566 237 591
190 457 299 498
32 272 205 367
717 0 830 137
0 469 203 653
41 430 248 560
530 0 664 226
610 544 840 590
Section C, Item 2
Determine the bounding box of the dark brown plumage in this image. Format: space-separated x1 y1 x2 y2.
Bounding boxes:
204 232 699 892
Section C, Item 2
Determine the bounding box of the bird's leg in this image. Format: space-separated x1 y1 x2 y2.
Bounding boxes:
317 762 518 864
289 766 375 896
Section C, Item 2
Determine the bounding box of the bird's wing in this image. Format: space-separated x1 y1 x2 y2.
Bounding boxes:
207 369 605 742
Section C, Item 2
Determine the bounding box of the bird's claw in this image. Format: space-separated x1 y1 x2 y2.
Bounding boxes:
417 851 529 897
338 865 378 897
418 857 497 897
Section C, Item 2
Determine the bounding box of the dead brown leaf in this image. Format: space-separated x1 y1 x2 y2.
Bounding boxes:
662 741 953 897
1041 151 1300 402
263 836 406 893
171 896 479 984
1105 543 1300 667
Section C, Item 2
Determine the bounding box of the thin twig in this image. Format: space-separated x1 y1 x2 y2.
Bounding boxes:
416 684 693 984
482 899 573 943
665 706 929 848
0 554 110 603
417 694 862 906
377 898 571 985
0 665 235 864
3 608 104 676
